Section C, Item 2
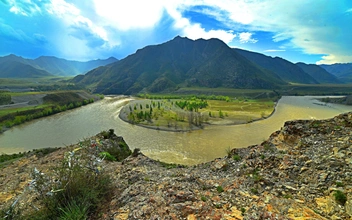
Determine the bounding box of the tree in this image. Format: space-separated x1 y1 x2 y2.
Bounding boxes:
219 110 224 118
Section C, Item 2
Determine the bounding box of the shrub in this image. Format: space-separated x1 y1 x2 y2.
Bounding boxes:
334 190 347 205
216 186 224 193
250 187 258 194
26 148 113 219
336 181 344 187
99 151 117 161
233 154 241 161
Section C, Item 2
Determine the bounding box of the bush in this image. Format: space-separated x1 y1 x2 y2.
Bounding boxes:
99 151 117 161
216 186 224 193
233 154 241 161
334 190 347 205
27 148 113 219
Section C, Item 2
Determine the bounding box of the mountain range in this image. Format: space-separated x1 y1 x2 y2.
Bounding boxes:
2 36 350 93
72 36 345 95
320 63 352 82
0 54 118 78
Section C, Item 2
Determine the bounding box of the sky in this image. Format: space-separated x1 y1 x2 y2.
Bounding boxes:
0 0 351 64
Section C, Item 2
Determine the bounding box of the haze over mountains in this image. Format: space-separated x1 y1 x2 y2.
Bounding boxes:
0 54 118 78
72 36 346 94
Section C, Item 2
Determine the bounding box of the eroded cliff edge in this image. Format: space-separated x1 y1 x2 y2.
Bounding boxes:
1 113 351 219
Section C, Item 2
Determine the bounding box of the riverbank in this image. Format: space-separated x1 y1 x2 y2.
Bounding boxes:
119 98 277 132
0 91 101 134
1 112 351 219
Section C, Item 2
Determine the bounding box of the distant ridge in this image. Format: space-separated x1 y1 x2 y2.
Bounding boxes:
320 63 352 82
296 62 341 84
72 36 286 94
0 61 53 78
234 48 319 84
0 54 118 77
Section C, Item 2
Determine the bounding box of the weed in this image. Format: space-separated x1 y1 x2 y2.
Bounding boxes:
58 200 88 220
336 181 344 187
334 190 347 205
233 154 241 161
252 169 263 183
216 186 224 193
250 188 258 194
201 196 207 202
260 154 265 159
241 207 246 214
263 142 272 152
99 151 117 161
311 121 321 128
23 146 113 219
0 204 21 219
158 161 184 169
225 146 232 157
283 194 293 199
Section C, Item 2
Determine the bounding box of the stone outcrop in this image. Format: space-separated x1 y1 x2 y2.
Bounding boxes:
0 113 351 219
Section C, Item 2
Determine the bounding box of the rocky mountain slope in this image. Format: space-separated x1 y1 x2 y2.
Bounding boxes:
72 36 285 94
1 113 351 219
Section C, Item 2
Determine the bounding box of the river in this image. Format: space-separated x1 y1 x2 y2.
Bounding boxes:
1 96 352 165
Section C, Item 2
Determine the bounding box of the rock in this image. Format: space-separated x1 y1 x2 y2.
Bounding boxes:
346 199 352 217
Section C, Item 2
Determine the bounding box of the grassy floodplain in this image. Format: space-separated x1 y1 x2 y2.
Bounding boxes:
0 90 100 133
119 89 277 131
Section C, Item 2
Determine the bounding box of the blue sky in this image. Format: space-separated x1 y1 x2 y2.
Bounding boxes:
1 0 351 64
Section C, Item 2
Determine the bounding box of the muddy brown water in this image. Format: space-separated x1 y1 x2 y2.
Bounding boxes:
1 96 352 165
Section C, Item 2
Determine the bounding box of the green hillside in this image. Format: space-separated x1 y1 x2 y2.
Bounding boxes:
234 48 319 84
73 36 286 94
296 62 341 84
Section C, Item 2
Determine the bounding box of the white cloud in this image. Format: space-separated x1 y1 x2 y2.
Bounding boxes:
264 49 286 53
3 0 351 63
183 23 236 43
164 2 236 43
316 54 352 65
47 0 80 16
239 32 257 44
46 0 110 47
5 0 50 16
93 0 165 30
177 0 352 63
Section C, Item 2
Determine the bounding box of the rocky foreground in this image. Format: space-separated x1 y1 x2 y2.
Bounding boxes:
1 113 352 219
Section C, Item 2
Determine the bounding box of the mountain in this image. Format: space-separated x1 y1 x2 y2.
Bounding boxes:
234 49 319 84
295 62 341 84
0 61 53 78
33 56 118 76
72 36 286 94
320 63 352 82
0 54 118 77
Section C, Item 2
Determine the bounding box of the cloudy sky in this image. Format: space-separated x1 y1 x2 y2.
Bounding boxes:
1 0 351 64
